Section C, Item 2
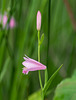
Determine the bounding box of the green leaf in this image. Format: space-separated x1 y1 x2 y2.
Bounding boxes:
43 64 63 95
0 57 10 83
53 70 76 100
39 33 44 45
45 68 48 86
2 0 6 13
45 89 53 96
28 90 41 100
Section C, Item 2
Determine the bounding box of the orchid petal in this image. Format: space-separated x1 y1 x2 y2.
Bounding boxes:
22 55 46 74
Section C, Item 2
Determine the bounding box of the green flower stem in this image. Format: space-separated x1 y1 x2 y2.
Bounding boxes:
38 30 43 90
38 30 40 62
42 92 44 100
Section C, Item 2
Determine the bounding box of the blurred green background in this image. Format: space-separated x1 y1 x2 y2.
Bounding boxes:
0 0 76 100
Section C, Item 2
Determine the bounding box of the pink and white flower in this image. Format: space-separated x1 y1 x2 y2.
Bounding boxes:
3 13 8 28
37 11 41 31
9 17 16 28
22 55 46 74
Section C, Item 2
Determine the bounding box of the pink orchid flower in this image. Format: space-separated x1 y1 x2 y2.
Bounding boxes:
22 55 46 74
3 13 8 28
37 11 41 31
9 17 16 28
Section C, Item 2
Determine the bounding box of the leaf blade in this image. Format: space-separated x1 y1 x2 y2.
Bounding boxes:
39 33 44 45
43 64 63 95
0 57 10 83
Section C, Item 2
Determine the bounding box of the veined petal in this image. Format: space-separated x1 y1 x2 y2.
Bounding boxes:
22 61 46 69
24 55 45 67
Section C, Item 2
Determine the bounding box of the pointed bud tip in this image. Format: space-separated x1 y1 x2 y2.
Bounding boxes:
37 11 41 15
37 10 41 31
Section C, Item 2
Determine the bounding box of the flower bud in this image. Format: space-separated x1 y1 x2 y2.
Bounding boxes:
37 11 41 31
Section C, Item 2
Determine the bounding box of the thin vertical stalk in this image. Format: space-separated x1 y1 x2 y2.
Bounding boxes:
38 30 43 90
42 92 44 100
38 30 44 100
48 0 51 62
45 0 51 85
38 31 40 62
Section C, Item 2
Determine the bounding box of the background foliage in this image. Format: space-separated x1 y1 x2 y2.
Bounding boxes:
54 70 76 100
0 0 76 100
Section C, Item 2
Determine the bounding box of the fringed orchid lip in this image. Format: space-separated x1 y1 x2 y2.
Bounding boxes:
22 55 46 74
